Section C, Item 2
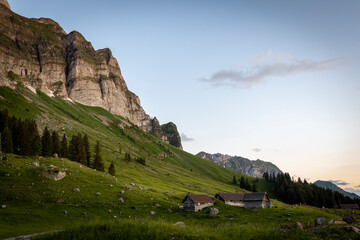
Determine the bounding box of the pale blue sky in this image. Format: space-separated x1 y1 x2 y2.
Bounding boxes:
10 0 360 194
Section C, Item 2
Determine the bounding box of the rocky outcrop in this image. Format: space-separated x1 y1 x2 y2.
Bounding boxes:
0 4 181 148
196 152 282 178
0 0 10 9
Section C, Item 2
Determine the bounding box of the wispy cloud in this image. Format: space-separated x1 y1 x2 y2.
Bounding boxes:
181 133 194 142
252 148 262 153
330 180 349 186
344 188 360 197
355 185 360 189
200 51 343 88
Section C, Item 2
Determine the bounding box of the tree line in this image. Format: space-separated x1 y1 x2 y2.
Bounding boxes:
263 172 360 208
0 109 116 176
232 175 258 192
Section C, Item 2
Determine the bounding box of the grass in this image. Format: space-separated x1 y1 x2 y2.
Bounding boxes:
0 86 359 239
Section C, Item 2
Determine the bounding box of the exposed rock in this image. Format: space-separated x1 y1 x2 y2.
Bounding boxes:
130 183 136 187
0 4 182 148
113 216 117 218
251 208 257 213
150 211 155 215
73 188 80 192
0 0 10 9
2 205 6 209
344 226 360 234
154 203 160 207
294 222 303 230
209 208 219 215
120 190 125 194
43 169 66 181
64 211 67 215
343 214 356 224
168 209 172 213
314 217 325 226
173 222 185 227
95 192 101 195
118 198 124 202
108 210 111 213
56 199 64 203
53 153 58 158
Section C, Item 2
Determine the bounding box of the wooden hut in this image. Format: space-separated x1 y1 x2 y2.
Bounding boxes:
340 204 360 210
215 192 271 208
182 193 215 212
215 193 244 207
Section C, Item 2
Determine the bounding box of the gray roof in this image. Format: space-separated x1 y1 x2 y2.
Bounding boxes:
182 194 215 203
243 192 269 202
215 193 244 201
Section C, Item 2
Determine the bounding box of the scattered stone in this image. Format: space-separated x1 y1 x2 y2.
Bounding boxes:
118 198 124 202
139 186 143 190
306 222 312 228
287 218 291 221
230 218 234 221
209 208 219 215
334 220 347 225
32 161 39 167
150 198 153 200
109 184 113 187
131 206 136 210
343 214 356 224
108 210 111 213
150 211 155 215
130 183 136 187
53 153 58 158
155 203 160 207
294 222 303 230
314 217 325 226
43 169 66 181
251 208 257 213
64 211 67 215
344 226 360 234
120 190 125 194
165 198 169 201
73 188 80 192
56 199 64 203
2 205 6 209
168 209 172 213
95 192 101 195
173 222 185 227
163 191 169 194
113 216 117 218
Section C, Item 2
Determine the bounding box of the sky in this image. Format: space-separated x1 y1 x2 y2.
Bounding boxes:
9 0 360 195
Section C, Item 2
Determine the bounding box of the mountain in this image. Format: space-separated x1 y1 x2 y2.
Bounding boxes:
196 151 282 178
0 1 181 148
314 180 360 200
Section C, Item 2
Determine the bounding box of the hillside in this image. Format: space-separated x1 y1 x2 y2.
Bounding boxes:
314 180 360 200
197 151 282 178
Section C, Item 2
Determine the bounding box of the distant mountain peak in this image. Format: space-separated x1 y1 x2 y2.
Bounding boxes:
196 151 282 178
314 180 360 200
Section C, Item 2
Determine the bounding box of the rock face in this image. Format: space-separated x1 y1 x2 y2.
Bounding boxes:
0 4 181 148
196 152 282 178
0 0 9 9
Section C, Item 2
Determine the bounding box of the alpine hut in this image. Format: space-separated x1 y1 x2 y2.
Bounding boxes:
182 193 215 212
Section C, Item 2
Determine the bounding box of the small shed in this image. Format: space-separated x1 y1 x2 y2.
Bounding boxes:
182 193 215 212
215 193 244 207
340 204 360 210
243 192 271 208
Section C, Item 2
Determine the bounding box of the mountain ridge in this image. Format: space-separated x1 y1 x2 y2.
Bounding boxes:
0 2 182 148
314 180 360 200
196 151 282 178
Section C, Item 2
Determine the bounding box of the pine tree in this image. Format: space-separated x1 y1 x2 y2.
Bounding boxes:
51 131 60 155
77 133 87 165
59 134 68 158
240 176 245 189
108 162 116 176
68 134 79 161
1 126 13 153
232 175 237 185
252 182 258 192
30 133 41 156
83 134 91 167
93 141 104 171
41 127 53 156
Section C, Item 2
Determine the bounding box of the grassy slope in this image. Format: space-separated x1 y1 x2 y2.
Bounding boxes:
0 85 359 239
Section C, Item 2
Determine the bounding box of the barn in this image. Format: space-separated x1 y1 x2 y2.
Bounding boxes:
182 193 215 212
340 204 360 210
215 192 271 208
215 193 244 207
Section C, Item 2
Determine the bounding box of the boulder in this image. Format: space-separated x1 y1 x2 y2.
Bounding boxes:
64 211 67 215
120 190 125 194
173 222 185 227
130 183 136 187
294 222 303 230
150 211 155 215
118 198 124 202
53 153 58 158
95 192 101 195
251 208 257 213
314 217 325 226
343 214 356 224
56 199 64 203
73 188 80 192
209 208 219 215
43 169 66 181
155 203 160 207
108 210 111 213
2 205 6 209
168 209 172 213
344 226 360 234
32 161 39 167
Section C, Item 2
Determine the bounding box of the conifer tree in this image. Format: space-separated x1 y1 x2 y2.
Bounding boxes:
232 175 237 185
252 182 258 192
83 134 91 167
30 132 42 156
1 126 13 153
41 127 53 156
108 162 116 176
68 134 79 161
59 134 68 158
77 133 87 165
240 176 245 189
93 141 104 171
51 131 60 155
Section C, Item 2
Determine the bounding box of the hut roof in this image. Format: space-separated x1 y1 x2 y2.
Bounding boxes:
215 193 244 201
243 192 270 202
340 204 360 209
182 194 215 203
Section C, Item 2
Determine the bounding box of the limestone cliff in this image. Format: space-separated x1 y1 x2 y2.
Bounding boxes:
0 3 181 148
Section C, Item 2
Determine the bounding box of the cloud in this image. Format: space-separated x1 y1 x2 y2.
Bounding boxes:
330 180 350 186
355 185 360 189
200 51 343 88
252 148 262 153
181 133 194 142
